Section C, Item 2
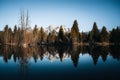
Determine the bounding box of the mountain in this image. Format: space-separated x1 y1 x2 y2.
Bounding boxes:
45 25 70 34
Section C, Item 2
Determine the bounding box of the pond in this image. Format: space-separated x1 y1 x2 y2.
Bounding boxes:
0 45 120 80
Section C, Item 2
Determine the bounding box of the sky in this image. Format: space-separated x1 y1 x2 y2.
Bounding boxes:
0 0 120 32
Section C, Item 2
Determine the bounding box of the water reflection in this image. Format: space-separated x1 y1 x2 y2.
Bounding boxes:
110 45 120 60
0 45 120 67
0 45 120 80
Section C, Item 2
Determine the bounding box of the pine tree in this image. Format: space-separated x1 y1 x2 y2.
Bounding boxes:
17 27 21 45
81 32 87 42
100 26 109 42
110 26 120 44
3 25 9 44
13 25 18 44
38 27 47 44
71 20 79 42
51 30 56 42
0 31 3 43
33 25 38 43
47 30 56 44
8 28 13 43
33 25 38 37
89 22 100 42
58 26 64 41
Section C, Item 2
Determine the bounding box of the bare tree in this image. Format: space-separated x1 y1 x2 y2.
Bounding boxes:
19 10 31 47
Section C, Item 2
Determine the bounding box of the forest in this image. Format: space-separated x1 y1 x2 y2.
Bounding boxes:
0 12 120 47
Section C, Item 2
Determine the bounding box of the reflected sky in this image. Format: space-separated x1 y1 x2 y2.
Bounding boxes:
0 0 120 31
0 53 120 80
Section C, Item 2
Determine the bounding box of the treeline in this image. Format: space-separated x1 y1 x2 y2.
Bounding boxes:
0 20 120 46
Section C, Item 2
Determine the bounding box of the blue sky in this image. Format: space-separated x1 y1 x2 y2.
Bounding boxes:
0 0 120 31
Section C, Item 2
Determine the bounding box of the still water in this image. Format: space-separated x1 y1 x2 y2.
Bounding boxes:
0 45 120 80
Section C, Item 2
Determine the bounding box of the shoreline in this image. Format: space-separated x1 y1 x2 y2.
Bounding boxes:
0 42 119 47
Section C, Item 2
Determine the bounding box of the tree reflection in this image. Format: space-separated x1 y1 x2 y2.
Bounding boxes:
100 46 109 62
2 45 13 63
55 45 70 61
0 45 120 68
88 45 109 65
70 45 81 67
88 45 100 65
110 45 120 60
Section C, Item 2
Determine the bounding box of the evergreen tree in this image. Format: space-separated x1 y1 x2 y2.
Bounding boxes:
51 30 56 42
33 25 38 43
110 27 120 44
89 22 100 42
3 25 9 44
71 20 79 42
47 30 56 44
0 31 3 43
8 28 13 43
13 25 18 44
100 26 109 42
65 32 71 43
58 26 64 41
33 25 38 37
14 25 17 33
38 27 47 44
81 32 88 42
17 27 21 45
